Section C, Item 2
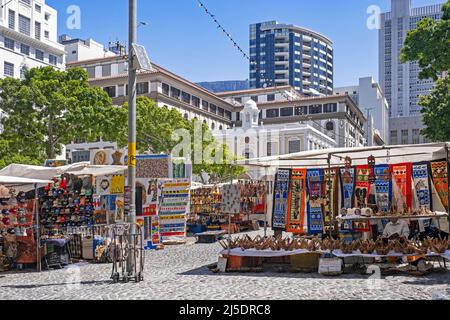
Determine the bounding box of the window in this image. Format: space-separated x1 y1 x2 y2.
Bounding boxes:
401 130 409 145
35 22 41 40
289 140 301 153
225 110 232 120
4 62 14 77
309 104 322 114
181 91 191 104
20 0 31 5
390 131 398 145
192 96 200 108
103 86 116 98
35 49 44 61
45 13 50 21
267 142 273 156
162 83 170 95
267 94 275 101
19 15 31 36
235 112 240 122
295 106 308 116
8 10 15 30
20 44 30 56
218 107 225 117
44 31 49 39
102 64 111 77
266 109 279 118
86 67 95 78
210 104 217 114
412 129 420 144
323 103 337 113
170 87 181 99
202 100 209 111
234 97 242 103
4 38 14 50
49 55 57 66
280 107 293 117
325 121 334 131
35 4 42 12
137 82 149 95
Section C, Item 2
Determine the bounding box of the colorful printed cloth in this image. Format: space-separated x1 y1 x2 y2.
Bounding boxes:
324 168 339 224
374 164 392 213
272 169 290 230
412 162 433 211
286 169 307 234
340 167 355 209
430 160 449 211
390 163 412 211
307 169 324 234
354 165 372 208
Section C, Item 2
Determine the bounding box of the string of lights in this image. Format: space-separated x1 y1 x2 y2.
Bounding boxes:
196 0 359 145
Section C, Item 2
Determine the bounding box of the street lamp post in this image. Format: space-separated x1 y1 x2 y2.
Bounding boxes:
126 0 137 279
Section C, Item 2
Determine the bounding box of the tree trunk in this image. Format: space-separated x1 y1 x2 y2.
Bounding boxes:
47 112 55 159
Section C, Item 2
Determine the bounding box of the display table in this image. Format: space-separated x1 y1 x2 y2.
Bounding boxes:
196 230 226 243
336 212 448 221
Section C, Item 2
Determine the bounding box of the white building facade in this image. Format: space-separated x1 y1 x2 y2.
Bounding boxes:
0 0 65 78
334 77 389 145
60 35 116 63
379 0 444 145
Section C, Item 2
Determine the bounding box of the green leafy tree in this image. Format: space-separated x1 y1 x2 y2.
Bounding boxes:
0 67 118 159
0 138 41 169
400 1 450 141
117 97 245 182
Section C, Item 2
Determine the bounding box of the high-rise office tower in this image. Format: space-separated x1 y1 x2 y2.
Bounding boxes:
379 0 444 145
249 21 333 96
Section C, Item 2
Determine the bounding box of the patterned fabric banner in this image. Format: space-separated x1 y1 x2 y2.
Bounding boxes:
374 164 392 213
354 165 372 208
307 169 324 234
390 163 413 211
324 168 339 224
340 167 356 209
286 169 307 234
412 162 433 211
430 160 449 211
272 169 291 230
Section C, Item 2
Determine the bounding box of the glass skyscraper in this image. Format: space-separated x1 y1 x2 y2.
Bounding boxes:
249 21 334 96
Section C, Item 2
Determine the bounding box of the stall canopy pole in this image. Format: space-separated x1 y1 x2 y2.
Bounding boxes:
227 161 235 257
446 144 450 225
327 154 333 239
34 183 41 273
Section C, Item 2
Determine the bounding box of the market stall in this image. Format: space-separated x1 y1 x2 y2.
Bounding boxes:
219 143 450 273
0 176 52 272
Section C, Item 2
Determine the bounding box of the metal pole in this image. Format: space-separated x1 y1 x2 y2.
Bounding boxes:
227 161 235 257
126 0 137 278
327 155 333 239
34 183 41 272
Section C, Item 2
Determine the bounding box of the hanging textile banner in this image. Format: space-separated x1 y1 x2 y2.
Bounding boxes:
286 169 307 234
374 164 393 213
307 169 324 234
412 162 433 211
158 179 190 243
339 167 355 209
430 160 449 211
272 169 291 230
323 167 339 224
390 163 413 211
354 165 372 208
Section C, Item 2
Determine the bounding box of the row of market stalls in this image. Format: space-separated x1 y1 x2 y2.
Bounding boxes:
219 143 450 274
0 155 194 272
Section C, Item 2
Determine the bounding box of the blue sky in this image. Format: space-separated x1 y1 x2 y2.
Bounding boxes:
48 0 445 87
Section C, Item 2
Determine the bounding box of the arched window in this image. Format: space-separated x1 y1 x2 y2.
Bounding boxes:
184 113 189 120
219 125 223 130
211 123 215 130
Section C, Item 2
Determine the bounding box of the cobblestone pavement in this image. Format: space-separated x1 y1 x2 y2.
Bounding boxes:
0 231 449 300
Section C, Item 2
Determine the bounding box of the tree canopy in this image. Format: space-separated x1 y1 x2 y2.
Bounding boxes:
400 1 450 142
0 67 117 161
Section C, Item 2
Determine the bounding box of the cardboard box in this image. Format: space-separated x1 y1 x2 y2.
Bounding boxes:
318 258 342 275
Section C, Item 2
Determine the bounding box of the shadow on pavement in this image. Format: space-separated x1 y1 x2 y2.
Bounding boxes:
0 280 112 289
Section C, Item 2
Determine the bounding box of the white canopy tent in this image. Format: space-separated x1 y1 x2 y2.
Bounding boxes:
236 143 450 168
0 176 53 186
0 162 126 180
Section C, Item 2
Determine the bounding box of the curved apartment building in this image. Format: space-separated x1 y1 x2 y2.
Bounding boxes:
249 21 333 96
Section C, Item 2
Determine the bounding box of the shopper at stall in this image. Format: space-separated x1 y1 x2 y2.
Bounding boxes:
382 218 410 239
